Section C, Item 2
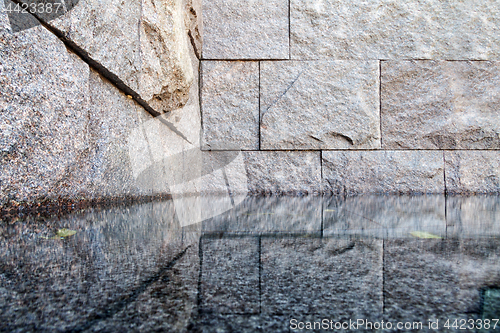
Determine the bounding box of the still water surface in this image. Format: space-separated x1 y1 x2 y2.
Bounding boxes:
1 195 500 332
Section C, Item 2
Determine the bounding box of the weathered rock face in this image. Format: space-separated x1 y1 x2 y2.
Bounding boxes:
291 0 500 60
201 61 259 150
35 0 196 114
202 0 289 59
382 61 500 149
0 27 93 203
0 0 200 207
322 151 445 195
260 60 380 149
445 151 500 194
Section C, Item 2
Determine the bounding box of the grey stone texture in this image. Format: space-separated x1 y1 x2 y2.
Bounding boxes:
244 151 322 195
324 195 446 239
0 26 94 204
291 0 500 60
260 60 381 150
445 151 500 194
0 20 201 206
322 151 445 195
201 61 259 150
200 237 260 314
199 151 322 195
382 61 500 149
261 238 383 319
44 0 195 114
202 0 289 59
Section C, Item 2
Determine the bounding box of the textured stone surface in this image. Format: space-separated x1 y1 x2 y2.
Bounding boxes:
260 61 380 150
87 70 154 198
202 0 288 59
291 0 500 60
445 151 500 194
322 151 445 195
0 27 92 204
45 0 194 114
384 239 500 326
201 61 259 150
0 1 10 32
382 61 500 149
202 196 322 234
139 0 194 113
447 196 500 237
245 151 322 195
324 195 446 238
261 238 383 318
200 237 259 314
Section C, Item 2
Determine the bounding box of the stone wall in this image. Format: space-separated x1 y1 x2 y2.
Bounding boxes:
201 0 500 195
0 0 202 208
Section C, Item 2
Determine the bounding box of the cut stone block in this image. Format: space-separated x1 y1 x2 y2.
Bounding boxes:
322 151 445 195
323 195 446 239
245 151 322 195
261 238 383 319
445 151 500 194
260 61 380 150
200 237 260 314
446 196 500 238
382 61 500 149
202 0 289 59
201 61 259 150
291 0 500 60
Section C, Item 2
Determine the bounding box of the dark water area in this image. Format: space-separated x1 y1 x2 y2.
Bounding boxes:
1 195 500 332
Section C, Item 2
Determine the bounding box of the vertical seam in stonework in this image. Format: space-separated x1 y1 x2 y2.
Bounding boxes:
199 61 204 148
382 239 385 316
320 150 323 195
258 236 262 314
197 237 204 309
379 60 383 148
443 151 447 195
288 0 291 59
258 61 261 150
443 151 448 237
320 182 324 238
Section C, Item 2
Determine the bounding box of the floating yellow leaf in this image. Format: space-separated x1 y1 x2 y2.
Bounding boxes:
56 228 77 237
324 209 336 212
410 231 441 239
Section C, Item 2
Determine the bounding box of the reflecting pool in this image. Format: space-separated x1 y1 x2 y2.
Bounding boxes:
1 195 500 332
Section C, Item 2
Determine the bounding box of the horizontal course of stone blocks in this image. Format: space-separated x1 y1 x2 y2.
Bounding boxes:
200 0 500 195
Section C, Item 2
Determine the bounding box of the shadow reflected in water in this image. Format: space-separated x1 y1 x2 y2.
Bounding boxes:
1 195 500 332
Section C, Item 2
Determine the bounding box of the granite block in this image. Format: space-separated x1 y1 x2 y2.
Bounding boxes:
291 0 500 60
201 61 259 150
382 61 500 149
445 151 500 194
202 0 289 59
260 60 380 149
322 151 445 195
